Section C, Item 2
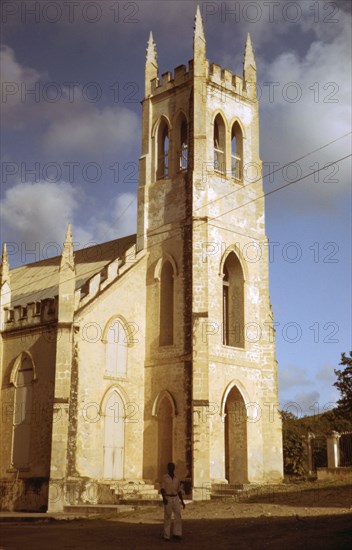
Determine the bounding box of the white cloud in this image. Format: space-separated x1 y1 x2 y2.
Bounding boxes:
92 192 137 242
0 45 44 128
0 44 41 83
0 180 91 248
44 106 140 155
0 44 140 156
279 365 314 391
317 363 337 384
258 8 351 210
281 390 321 417
279 362 341 416
0 181 136 264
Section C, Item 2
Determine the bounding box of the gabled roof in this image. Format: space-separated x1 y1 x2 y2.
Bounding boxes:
9 235 136 308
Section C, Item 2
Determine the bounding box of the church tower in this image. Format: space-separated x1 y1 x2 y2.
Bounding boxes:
139 7 283 497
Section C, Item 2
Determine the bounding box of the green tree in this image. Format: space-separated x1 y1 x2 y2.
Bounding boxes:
280 411 307 476
334 351 352 417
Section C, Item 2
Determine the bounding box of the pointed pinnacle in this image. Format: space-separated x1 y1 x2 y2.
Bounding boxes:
194 5 205 42
0 243 10 284
244 32 256 70
2 243 9 265
146 31 158 66
64 222 73 244
61 223 74 269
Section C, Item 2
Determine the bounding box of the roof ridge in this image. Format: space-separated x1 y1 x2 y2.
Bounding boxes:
9 234 137 272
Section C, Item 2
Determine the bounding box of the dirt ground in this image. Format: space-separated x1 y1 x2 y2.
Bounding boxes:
1 482 351 550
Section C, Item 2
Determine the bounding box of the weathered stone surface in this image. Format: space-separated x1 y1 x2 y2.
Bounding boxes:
0 8 283 512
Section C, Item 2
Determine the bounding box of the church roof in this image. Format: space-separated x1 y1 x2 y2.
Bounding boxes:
9 234 136 308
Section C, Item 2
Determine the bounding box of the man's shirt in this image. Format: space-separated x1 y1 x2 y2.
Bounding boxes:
162 474 181 495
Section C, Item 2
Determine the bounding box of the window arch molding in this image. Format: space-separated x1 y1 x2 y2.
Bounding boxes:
151 114 173 139
212 110 230 133
173 110 188 172
101 314 134 348
218 245 248 282
230 118 245 182
152 389 178 418
152 115 172 180
220 380 250 419
102 316 131 378
10 351 37 387
213 111 228 174
100 384 128 414
154 253 178 282
172 108 188 130
229 117 246 140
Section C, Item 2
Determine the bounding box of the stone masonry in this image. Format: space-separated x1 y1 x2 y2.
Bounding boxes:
0 7 283 512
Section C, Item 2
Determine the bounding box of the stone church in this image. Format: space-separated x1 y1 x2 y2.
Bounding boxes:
0 8 283 512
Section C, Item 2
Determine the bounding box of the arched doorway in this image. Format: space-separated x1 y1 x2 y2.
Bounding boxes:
157 395 174 481
224 386 248 484
103 391 125 479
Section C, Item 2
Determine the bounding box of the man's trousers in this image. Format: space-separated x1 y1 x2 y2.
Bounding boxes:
163 496 182 539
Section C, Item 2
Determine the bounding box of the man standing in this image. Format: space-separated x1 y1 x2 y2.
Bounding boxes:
160 462 185 541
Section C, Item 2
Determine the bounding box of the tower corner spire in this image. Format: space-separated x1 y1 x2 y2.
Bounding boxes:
243 33 257 98
244 33 256 70
194 5 205 43
145 31 158 96
146 31 158 67
193 5 207 76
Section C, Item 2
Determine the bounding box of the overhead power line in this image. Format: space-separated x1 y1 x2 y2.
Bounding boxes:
3 135 351 305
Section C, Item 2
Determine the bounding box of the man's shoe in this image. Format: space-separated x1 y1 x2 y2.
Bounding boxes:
173 535 182 541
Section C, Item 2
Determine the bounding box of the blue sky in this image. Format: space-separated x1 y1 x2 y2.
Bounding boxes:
1 0 351 416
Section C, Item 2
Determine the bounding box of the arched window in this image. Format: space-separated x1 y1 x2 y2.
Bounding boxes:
157 118 169 179
11 354 34 468
159 261 174 346
179 118 188 171
214 114 226 174
223 252 244 347
106 319 128 378
231 122 243 181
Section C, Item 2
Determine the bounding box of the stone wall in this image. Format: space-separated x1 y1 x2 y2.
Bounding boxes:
0 329 56 481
